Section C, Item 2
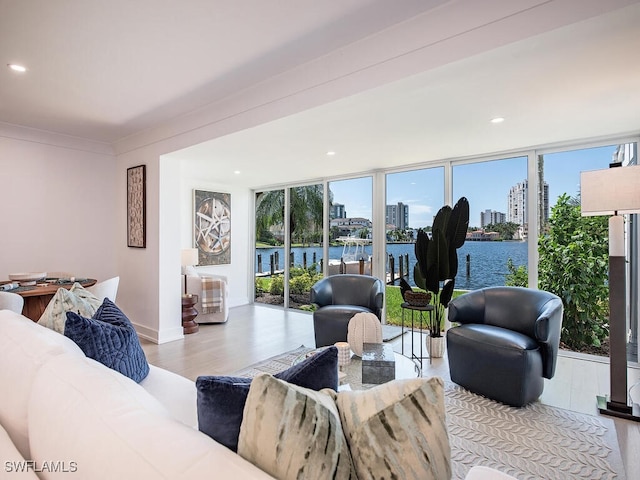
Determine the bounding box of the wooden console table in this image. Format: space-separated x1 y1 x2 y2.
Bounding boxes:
1 279 97 322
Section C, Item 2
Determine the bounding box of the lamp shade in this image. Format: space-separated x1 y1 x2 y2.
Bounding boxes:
181 248 199 267
581 165 640 216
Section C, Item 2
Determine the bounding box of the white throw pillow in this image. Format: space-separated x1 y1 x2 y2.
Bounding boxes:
37 283 101 333
237 374 356 480
334 377 451 480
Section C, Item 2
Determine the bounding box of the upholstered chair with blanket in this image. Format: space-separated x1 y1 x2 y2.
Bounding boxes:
310 274 384 347
185 268 229 324
446 286 563 407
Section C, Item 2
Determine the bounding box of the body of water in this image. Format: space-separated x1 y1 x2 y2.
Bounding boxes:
256 241 528 290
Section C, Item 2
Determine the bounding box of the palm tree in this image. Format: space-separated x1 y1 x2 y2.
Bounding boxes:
255 185 329 245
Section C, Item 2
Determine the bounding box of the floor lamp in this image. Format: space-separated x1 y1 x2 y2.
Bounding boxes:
581 163 640 421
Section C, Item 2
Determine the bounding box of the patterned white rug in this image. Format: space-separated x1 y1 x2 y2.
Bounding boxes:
232 346 626 480
445 383 625 480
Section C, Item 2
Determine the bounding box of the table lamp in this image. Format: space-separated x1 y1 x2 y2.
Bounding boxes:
581 163 640 421
180 248 199 296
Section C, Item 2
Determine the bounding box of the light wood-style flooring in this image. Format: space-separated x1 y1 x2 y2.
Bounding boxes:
141 304 640 479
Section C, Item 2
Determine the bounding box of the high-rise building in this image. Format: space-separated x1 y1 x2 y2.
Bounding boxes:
385 202 409 229
330 203 346 219
508 179 549 228
480 209 506 228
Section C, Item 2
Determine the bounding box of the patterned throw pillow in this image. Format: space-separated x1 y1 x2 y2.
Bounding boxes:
237 374 356 480
334 377 451 480
196 346 338 452
64 299 149 382
38 283 101 333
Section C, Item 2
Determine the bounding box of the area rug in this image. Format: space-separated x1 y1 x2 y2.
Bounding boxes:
232 346 626 480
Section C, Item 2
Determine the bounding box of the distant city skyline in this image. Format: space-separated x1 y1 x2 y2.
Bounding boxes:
329 144 620 229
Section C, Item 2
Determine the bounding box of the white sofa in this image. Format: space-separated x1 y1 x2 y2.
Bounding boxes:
0 310 272 480
0 309 513 480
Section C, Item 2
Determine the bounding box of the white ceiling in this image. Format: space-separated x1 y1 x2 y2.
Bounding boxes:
0 0 442 142
2 1 640 189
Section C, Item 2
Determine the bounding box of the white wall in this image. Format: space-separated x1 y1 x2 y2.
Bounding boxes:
179 163 252 307
0 129 117 283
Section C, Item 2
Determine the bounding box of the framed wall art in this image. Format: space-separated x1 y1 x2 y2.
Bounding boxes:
127 165 146 248
193 190 231 265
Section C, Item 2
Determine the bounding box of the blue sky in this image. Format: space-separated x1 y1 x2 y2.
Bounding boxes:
330 145 620 228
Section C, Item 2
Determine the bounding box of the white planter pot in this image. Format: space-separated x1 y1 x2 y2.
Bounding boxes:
426 335 445 358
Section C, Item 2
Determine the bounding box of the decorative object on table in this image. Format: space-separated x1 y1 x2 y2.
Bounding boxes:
8 272 47 286
126 164 146 248
346 312 382 357
581 163 640 421
310 274 384 348
334 342 351 368
180 248 199 294
402 289 432 307
193 189 231 266
411 197 469 355
361 343 396 384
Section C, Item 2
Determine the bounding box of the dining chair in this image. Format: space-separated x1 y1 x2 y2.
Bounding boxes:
0 291 24 313
88 277 120 303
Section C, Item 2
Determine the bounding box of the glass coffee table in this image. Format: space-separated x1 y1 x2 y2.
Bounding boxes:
294 347 419 391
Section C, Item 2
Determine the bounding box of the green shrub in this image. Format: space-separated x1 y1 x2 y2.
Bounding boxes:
538 194 609 349
289 273 312 294
269 275 284 296
505 258 528 287
255 277 268 294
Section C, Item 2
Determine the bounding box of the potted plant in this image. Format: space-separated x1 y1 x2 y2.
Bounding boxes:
411 197 469 357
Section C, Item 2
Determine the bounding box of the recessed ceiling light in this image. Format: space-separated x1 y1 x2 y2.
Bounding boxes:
326 151 336 156
8 64 27 73
234 170 241 175
490 117 505 124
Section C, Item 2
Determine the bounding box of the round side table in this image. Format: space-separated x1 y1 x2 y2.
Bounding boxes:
181 294 199 334
400 302 435 371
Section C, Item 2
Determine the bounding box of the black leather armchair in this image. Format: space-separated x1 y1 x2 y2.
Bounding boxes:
446 286 563 407
310 274 384 347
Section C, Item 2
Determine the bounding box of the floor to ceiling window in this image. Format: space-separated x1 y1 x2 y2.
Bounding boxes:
254 189 285 307
287 184 324 310
452 156 529 291
536 143 638 360
384 167 444 323
254 185 324 310
251 140 639 365
327 177 373 276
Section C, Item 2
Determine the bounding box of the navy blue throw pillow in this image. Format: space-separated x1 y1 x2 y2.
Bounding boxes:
197 346 338 452
64 298 150 383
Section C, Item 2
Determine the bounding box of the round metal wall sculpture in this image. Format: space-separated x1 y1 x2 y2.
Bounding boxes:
194 190 231 265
